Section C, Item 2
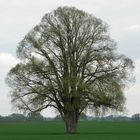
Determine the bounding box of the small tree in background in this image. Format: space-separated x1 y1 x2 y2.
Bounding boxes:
6 7 134 133
27 112 44 121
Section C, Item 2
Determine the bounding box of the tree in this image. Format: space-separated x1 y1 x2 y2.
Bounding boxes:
6 7 134 133
27 112 44 121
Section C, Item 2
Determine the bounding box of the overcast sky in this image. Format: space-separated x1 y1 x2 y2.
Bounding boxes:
0 0 140 117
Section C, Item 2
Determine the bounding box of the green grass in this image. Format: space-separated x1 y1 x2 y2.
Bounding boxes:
0 121 140 140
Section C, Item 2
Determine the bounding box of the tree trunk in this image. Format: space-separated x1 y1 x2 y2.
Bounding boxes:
65 111 78 134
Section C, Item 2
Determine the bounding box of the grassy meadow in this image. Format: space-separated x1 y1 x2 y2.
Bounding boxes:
0 121 140 140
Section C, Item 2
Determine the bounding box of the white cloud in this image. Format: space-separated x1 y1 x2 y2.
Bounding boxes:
134 58 140 83
0 53 19 70
0 53 19 81
125 58 140 116
126 25 140 31
0 53 19 115
125 84 140 116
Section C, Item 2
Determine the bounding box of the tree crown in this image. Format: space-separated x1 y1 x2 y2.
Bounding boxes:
6 7 134 118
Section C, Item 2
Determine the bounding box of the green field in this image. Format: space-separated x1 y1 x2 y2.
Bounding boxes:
0 121 140 140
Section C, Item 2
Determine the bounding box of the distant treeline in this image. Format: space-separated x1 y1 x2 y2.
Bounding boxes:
0 113 138 122
0 112 88 122
0 112 56 122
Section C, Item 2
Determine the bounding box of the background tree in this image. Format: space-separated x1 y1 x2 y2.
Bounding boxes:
6 7 134 133
27 112 44 121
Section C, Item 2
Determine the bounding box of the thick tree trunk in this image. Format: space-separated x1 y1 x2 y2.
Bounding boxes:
65 111 78 134
65 118 77 134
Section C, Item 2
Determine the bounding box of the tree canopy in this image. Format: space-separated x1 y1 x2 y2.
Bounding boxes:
6 6 134 133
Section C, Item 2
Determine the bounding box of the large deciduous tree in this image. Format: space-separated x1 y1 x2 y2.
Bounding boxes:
6 7 134 133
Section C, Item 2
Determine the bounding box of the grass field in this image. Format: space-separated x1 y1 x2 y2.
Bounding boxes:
0 121 140 140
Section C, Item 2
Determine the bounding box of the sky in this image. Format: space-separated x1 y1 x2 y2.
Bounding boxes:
0 0 140 117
